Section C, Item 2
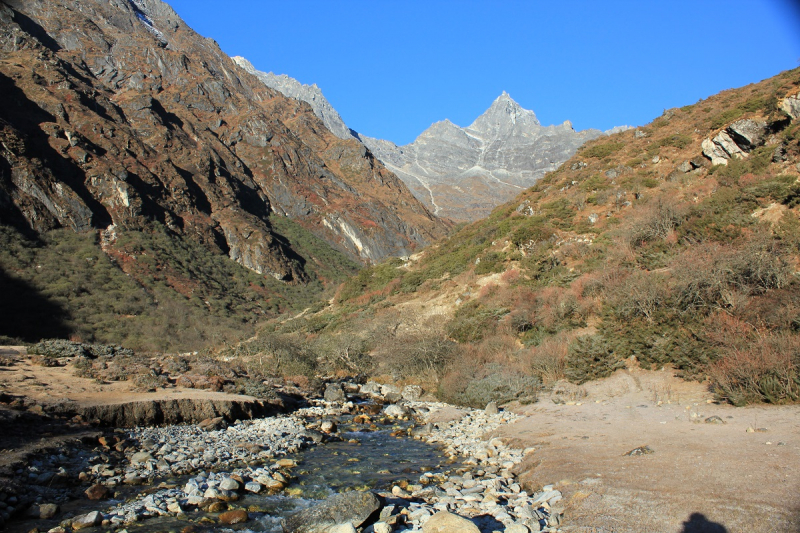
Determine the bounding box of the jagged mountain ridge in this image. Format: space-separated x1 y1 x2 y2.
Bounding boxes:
234 56 617 221
0 0 447 278
359 93 609 220
232 56 355 142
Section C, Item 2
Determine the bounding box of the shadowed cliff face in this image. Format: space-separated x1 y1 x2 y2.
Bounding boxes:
0 0 448 282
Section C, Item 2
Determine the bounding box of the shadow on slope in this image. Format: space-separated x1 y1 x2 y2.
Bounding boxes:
0 264 71 342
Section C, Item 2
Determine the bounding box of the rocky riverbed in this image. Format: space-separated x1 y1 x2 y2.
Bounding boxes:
3 384 563 533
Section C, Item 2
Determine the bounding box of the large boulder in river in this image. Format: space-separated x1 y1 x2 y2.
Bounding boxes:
422 511 481 533
324 383 346 403
282 491 380 533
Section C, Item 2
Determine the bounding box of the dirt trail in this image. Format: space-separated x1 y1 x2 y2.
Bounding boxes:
493 368 800 533
0 346 254 407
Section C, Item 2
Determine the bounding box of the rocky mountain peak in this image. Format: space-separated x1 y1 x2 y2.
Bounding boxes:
468 92 541 138
231 64 608 222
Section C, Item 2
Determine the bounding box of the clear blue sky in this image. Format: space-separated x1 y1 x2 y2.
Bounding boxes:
167 0 800 146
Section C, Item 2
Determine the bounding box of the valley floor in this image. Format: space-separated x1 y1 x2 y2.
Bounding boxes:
495 368 800 533
1 347 798 532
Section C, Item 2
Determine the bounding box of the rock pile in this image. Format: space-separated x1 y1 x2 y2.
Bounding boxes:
382 402 563 532
122 416 308 480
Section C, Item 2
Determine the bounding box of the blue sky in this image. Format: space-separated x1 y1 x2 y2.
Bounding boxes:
168 0 800 146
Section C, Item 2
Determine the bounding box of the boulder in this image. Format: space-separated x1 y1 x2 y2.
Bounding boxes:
327 523 357 533
401 385 423 401
219 509 249 525
780 94 800 119
380 384 401 398
71 511 102 530
281 491 380 533
245 481 262 493
219 477 240 491
25 503 59 519
130 451 154 465
485 401 499 415
422 511 480 533
324 383 346 403
85 483 112 500
199 417 227 431
373 523 392 533
383 404 408 418
360 382 382 396
727 119 768 150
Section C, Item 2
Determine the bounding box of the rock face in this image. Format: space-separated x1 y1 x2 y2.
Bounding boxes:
233 56 355 142
780 93 800 120
702 118 770 165
359 93 612 220
0 0 447 274
281 491 380 533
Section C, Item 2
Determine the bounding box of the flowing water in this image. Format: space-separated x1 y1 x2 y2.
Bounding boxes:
10 411 458 533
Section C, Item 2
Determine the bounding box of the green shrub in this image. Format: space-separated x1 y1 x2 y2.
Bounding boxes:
565 334 623 384
581 141 625 159
510 217 555 248
474 252 505 275
656 133 693 150
580 175 611 192
438 362 540 407
710 108 744 129
446 302 510 343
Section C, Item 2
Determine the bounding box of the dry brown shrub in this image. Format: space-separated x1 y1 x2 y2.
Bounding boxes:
500 268 521 284
518 336 570 384
462 334 521 366
608 269 669 322
705 314 800 404
571 271 605 299
371 310 455 383
478 282 501 299
624 197 686 247
709 332 800 405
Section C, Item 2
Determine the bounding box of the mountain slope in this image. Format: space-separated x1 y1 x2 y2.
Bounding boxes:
230 58 614 222
268 67 800 407
0 0 447 348
232 56 355 142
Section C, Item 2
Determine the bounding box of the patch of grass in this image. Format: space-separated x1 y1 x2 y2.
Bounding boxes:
655 133 693 150
581 141 625 159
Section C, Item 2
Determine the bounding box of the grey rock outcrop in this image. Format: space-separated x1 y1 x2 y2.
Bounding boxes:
702 119 770 165
780 93 800 120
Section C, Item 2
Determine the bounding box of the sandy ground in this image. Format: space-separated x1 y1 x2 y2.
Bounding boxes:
0 346 254 407
490 368 800 533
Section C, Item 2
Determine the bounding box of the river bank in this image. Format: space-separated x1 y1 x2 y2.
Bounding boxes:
2 391 564 533
2 347 799 532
